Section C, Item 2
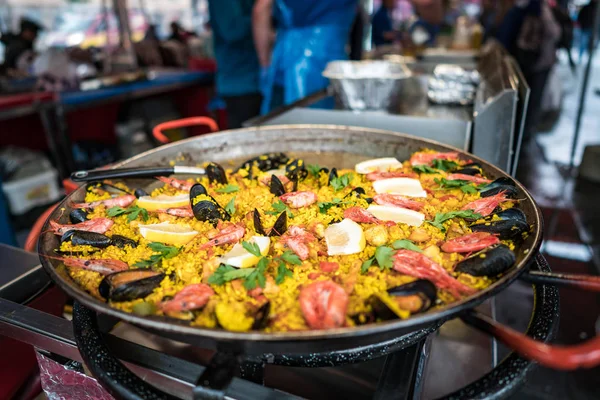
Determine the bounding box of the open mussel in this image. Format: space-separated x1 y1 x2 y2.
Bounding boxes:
370 280 437 320
134 188 148 198
99 269 165 302
479 177 518 198
111 235 138 248
206 162 228 185
344 187 373 204
190 183 231 226
453 162 483 176
471 208 529 240
69 209 88 224
285 159 308 182
252 302 271 330
61 230 112 248
328 168 338 185
238 153 289 177
253 209 287 236
455 244 516 277
269 174 286 196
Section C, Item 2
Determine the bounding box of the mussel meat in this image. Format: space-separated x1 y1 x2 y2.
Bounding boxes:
134 188 149 198
61 230 112 248
455 244 516 277
253 209 287 237
238 153 289 175
328 168 338 185
269 174 286 196
479 177 518 198
252 302 271 330
190 184 231 226
111 235 138 248
370 279 437 320
471 208 529 240
285 159 308 182
99 269 165 302
206 162 228 185
69 209 89 224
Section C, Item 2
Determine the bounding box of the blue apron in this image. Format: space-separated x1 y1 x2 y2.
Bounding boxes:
260 0 355 114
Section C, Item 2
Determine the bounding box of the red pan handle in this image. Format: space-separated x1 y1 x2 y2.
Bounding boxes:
152 116 219 144
25 203 59 252
462 310 600 370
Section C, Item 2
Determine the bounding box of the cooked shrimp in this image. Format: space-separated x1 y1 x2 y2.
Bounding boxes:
441 232 499 253
155 206 194 218
49 218 114 236
410 151 460 166
61 257 128 274
73 195 136 209
280 191 318 208
281 226 316 260
159 284 214 313
373 194 424 211
446 173 491 184
157 177 194 191
461 191 509 216
299 280 348 329
366 171 418 181
343 206 395 226
200 222 245 249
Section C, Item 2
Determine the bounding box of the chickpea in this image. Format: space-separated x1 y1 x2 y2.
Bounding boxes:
365 225 389 247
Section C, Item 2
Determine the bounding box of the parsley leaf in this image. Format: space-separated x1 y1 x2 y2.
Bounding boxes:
224 196 236 215
434 177 477 194
317 197 346 214
280 250 302 265
134 242 180 267
265 199 293 218
275 260 294 284
374 246 395 270
330 173 353 192
215 184 239 193
460 184 478 194
412 165 438 174
307 164 322 177
427 210 482 231
392 239 423 253
207 265 254 285
432 159 459 171
361 257 375 273
107 205 148 222
242 241 262 257
244 257 268 290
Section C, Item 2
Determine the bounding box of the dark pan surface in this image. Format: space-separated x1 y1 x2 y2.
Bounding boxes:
39 125 543 354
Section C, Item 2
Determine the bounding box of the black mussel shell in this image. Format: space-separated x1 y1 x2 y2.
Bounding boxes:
471 219 529 240
455 244 516 277
269 212 287 237
61 230 112 248
69 209 88 224
252 302 271 330
479 177 518 198
453 167 481 176
344 187 373 204
189 183 208 199
319 167 330 175
492 208 527 222
370 279 438 320
285 159 308 181
238 153 289 174
134 188 148 198
54 249 97 256
269 174 286 196
328 168 338 185
206 162 228 185
111 235 138 248
99 270 165 302
253 208 267 235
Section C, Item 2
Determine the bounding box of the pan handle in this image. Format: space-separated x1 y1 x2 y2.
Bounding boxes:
520 270 600 291
153 117 219 144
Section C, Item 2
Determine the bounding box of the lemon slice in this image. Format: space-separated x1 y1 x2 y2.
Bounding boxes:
355 158 402 174
367 205 424 227
138 222 198 245
264 168 286 177
220 236 270 268
372 178 427 198
325 219 366 256
137 194 190 211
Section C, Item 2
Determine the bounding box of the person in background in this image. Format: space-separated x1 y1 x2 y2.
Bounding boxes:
372 0 397 48
409 0 444 46
253 0 358 114
208 0 262 128
169 21 196 44
577 0 598 63
1 18 42 72
349 5 367 60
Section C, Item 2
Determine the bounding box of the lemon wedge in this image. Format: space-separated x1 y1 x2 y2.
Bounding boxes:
372 178 427 198
137 194 190 211
220 236 270 268
367 205 424 227
355 158 402 174
138 222 198 245
324 219 366 256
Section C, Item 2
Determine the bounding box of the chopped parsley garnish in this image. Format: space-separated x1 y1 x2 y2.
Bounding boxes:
207 265 254 285
265 199 294 218
412 165 438 174
276 260 294 284
330 173 354 192
244 257 268 290
224 196 236 215
134 242 180 267
273 250 300 284
392 239 423 253
307 164 322 177
215 184 239 193
427 210 482 231
107 205 148 222
279 250 302 265
241 240 262 257
361 245 395 273
431 159 459 171
434 177 477 194
317 197 347 214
